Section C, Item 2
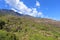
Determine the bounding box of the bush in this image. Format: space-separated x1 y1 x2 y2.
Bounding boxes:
0 30 19 40
0 20 5 29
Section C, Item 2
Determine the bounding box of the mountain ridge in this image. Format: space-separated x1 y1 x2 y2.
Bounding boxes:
0 9 59 20
0 9 24 16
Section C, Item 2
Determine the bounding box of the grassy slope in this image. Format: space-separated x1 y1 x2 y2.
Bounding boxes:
0 15 60 40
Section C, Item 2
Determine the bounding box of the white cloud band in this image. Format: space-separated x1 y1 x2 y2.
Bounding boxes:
5 0 43 17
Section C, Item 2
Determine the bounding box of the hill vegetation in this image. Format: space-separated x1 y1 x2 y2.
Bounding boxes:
0 9 60 40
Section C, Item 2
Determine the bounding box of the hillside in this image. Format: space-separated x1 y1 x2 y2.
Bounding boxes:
0 9 24 16
0 9 60 40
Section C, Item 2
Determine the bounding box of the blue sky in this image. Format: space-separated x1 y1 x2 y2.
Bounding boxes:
0 0 60 20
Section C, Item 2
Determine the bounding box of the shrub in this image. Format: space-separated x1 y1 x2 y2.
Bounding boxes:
0 20 5 29
0 30 19 40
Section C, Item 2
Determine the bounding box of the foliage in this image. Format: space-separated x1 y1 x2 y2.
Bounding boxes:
0 15 60 40
0 30 18 40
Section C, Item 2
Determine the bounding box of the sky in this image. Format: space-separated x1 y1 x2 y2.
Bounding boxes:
0 0 60 20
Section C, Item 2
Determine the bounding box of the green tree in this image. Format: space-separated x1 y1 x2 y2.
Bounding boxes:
0 20 5 29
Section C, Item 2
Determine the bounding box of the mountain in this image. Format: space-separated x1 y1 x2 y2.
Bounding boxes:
0 9 60 40
0 9 24 16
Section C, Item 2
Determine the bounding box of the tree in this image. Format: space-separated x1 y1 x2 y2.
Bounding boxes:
0 20 5 29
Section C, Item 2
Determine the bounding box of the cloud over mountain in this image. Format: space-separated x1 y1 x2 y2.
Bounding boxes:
5 0 44 17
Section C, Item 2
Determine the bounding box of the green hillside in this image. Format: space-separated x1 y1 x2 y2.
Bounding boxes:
0 10 60 40
0 15 60 40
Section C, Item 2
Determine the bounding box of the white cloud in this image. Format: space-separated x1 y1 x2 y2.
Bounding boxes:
5 0 19 6
5 0 43 17
11 8 18 12
38 12 43 17
36 1 40 7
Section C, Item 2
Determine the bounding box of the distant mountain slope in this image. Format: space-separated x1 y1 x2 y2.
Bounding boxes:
0 9 60 40
0 9 24 16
